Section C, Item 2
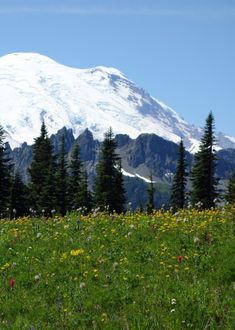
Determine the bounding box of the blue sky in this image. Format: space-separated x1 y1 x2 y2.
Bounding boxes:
1 0 235 136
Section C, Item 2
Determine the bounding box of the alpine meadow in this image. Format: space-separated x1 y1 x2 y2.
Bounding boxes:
0 111 235 329
1 1 235 328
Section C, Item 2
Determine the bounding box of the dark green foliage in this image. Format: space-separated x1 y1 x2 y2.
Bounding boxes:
55 135 67 216
94 128 126 213
112 159 126 213
77 169 93 214
10 172 28 218
190 112 219 208
225 173 235 204
146 173 155 213
67 143 82 211
28 121 56 215
67 143 93 213
0 125 12 216
170 139 188 210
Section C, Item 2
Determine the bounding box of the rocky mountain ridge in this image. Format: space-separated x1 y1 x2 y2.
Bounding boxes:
8 127 235 209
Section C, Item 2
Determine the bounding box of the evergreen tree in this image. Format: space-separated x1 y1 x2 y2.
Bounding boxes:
190 112 219 208
10 172 28 218
55 134 67 216
225 174 235 204
94 128 126 213
77 169 93 214
67 143 82 211
146 173 155 213
170 139 188 210
113 160 126 213
0 125 12 217
28 121 55 215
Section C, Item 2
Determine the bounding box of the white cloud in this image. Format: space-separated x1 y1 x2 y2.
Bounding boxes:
0 5 235 18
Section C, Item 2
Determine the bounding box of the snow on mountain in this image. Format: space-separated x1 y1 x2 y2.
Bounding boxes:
0 52 234 152
121 169 156 183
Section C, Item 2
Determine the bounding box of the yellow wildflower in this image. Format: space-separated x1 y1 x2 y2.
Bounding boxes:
70 248 85 256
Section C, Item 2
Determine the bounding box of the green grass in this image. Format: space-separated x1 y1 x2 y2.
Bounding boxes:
0 207 234 329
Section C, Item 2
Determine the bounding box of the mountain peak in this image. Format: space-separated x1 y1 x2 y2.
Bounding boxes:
90 66 126 79
0 52 57 65
0 52 234 152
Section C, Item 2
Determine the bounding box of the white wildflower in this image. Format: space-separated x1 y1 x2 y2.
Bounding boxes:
34 273 41 281
171 299 177 305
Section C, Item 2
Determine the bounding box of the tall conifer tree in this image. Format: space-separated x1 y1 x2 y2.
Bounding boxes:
55 134 67 216
10 172 28 218
0 125 12 216
67 143 82 211
190 112 219 208
77 169 93 214
94 128 125 213
225 174 235 204
146 173 155 213
170 139 188 210
28 121 55 215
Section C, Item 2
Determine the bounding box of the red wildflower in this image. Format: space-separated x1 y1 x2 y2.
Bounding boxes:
9 278 15 289
177 255 183 263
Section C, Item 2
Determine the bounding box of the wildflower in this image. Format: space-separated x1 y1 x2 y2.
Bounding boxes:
101 313 108 322
93 269 98 277
194 237 200 245
170 309 175 313
70 248 84 256
79 282 86 289
177 255 183 263
171 298 176 305
34 273 41 281
112 261 119 269
1 262 11 271
61 252 68 259
9 278 15 289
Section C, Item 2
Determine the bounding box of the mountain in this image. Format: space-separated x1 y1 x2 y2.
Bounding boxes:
1 52 235 152
8 127 235 209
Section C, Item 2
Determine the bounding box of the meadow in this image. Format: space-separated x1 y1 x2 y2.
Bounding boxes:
0 207 234 329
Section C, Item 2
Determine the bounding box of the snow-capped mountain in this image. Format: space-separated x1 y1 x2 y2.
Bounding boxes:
0 52 234 152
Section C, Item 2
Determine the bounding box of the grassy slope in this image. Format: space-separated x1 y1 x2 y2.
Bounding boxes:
0 208 234 329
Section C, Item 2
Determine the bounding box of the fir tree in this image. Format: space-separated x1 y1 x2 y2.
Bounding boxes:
94 128 125 213
170 139 188 210
113 160 126 213
77 169 93 214
190 112 219 208
67 143 82 211
28 121 55 215
55 134 67 216
225 174 235 204
10 172 28 218
146 173 155 213
0 125 12 217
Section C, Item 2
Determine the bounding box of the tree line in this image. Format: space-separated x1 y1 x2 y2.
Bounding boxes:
0 123 125 218
0 112 234 218
170 112 235 211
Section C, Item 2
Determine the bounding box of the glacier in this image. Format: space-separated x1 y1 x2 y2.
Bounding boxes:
0 52 234 152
